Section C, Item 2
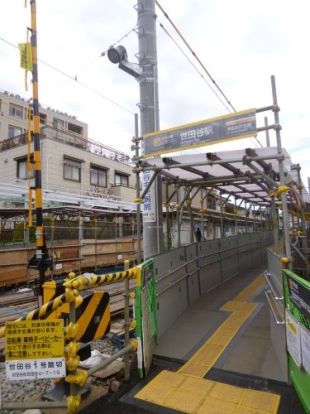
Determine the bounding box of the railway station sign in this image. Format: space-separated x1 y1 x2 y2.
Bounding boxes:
143 108 257 157
5 319 65 380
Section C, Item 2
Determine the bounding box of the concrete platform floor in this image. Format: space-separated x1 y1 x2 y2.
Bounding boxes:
154 265 286 381
83 265 304 414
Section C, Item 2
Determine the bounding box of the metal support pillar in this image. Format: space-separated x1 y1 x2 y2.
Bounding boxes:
234 198 238 235
188 201 194 244
264 117 271 147
200 188 205 240
134 115 142 264
165 182 171 249
295 164 309 275
220 192 224 238
176 186 181 247
124 260 130 380
51 217 55 278
78 215 83 273
119 210 124 239
94 218 97 271
69 299 77 404
271 75 291 263
137 0 163 259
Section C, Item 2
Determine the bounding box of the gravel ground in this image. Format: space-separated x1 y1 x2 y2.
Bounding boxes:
0 336 120 414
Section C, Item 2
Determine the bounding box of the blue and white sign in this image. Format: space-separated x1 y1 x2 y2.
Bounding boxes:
143 170 156 223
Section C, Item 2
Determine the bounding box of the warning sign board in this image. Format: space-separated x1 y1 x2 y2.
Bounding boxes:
5 320 65 381
5 320 64 360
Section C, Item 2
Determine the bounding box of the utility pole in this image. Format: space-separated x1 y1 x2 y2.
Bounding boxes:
108 0 163 259
137 0 163 258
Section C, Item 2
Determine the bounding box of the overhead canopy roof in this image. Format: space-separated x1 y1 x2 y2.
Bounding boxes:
142 147 310 207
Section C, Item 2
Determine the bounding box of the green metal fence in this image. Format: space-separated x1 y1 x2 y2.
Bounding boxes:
283 269 310 413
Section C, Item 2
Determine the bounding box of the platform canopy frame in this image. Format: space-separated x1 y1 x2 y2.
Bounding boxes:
132 76 310 275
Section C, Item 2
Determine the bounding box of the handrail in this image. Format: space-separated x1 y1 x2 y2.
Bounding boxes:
264 289 285 325
264 271 283 300
156 262 187 283
157 273 189 297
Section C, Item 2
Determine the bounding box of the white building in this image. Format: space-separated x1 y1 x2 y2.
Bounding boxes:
0 90 136 209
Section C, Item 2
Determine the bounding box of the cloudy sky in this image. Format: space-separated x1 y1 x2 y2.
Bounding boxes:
1 0 309 183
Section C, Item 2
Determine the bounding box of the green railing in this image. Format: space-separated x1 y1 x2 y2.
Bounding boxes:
283 269 310 413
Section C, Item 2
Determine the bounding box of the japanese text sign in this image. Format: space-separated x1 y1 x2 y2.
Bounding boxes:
143 109 257 157
5 319 64 360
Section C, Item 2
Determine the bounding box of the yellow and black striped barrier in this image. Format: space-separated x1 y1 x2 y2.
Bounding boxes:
63 268 138 291
0 289 78 338
43 278 110 343
1 262 141 414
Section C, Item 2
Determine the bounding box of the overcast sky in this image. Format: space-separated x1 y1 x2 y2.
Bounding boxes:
1 0 309 183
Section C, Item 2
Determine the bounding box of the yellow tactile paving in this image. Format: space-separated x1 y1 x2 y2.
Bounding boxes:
221 300 257 312
179 307 258 377
209 382 246 404
180 349 223 376
237 408 274 414
178 276 263 378
164 388 205 413
181 375 214 395
135 274 281 413
197 397 238 414
136 371 280 414
241 389 281 413
235 275 265 301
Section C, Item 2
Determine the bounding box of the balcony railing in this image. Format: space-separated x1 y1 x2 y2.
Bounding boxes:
0 125 132 166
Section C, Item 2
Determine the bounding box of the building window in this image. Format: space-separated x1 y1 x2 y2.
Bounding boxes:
16 156 34 180
53 117 65 130
63 157 81 182
90 166 107 187
68 122 83 135
39 113 47 124
8 125 23 138
115 172 129 187
9 104 23 119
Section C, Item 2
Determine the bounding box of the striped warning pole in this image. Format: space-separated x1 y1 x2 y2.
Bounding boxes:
28 0 51 303
63 268 138 291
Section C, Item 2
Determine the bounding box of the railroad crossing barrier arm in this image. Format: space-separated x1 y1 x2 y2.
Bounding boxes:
63 268 138 291
0 289 79 338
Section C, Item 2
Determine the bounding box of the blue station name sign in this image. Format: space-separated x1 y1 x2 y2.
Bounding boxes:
143 109 257 157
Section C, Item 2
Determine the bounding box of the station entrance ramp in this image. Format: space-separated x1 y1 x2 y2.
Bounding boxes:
119 234 305 414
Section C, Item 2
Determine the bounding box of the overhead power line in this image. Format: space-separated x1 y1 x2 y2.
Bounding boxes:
76 26 136 78
155 0 236 112
158 22 231 113
155 1 262 148
0 33 135 116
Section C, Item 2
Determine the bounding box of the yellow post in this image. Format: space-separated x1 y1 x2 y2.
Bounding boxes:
124 259 131 380
28 0 51 303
